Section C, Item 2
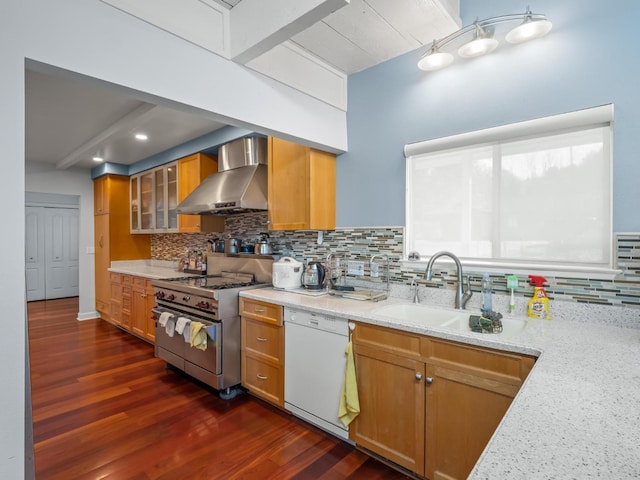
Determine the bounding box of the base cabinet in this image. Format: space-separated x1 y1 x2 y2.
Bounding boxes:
239 298 284 407
350 344 425 474
110 273 154 343
351 322 535 480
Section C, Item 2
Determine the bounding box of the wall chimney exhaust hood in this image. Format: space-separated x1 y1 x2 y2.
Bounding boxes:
176 136 268 215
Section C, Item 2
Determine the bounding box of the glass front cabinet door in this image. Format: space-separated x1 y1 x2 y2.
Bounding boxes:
130 162 178 233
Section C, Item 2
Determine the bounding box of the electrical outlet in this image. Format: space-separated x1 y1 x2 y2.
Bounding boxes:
370 262 379 277
347 261 365 276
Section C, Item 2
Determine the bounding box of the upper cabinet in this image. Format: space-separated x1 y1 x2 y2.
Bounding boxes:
268 137 336 231
94 175 111 215
178 153 225 233
130 162 178 233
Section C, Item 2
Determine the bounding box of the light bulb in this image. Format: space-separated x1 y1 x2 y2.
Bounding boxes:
418 51 454 71
457 37 499 58
506 18 552 44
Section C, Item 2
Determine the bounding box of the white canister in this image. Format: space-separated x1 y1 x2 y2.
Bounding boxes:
272 256 303 290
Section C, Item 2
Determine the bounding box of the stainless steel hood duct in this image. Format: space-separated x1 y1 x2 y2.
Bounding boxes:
176 136 268 215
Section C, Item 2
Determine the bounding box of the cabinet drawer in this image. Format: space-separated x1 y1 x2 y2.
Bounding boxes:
421 337 535 385
353 322 422 359
239 298 283 326
122 296 131 312
242 356 283 406
133 276 147 288
122 275 132 285
110 301 121 324
243 318 283 364
122 285 131 297
110 283 121 299
96 299 109 315
110 272 121 284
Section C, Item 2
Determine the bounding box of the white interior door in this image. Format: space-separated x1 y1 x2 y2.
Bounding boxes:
45 208 79 299
25 205 79 301
25 206 45 301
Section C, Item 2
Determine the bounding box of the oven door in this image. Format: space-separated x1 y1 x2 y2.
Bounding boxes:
153 307 223 388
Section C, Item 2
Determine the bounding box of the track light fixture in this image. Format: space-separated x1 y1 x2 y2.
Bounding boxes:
418 7 552 72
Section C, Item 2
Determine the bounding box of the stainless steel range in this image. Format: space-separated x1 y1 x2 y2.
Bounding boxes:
151 255 272 399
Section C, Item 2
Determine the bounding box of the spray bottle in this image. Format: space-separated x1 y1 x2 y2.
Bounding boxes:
506 275 518 314
527 275 550 320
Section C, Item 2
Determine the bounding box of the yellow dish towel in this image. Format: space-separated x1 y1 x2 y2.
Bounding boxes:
189 321 208 351
339 340 360 427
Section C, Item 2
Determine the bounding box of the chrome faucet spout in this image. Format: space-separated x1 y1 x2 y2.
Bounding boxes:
424 251 471 310
411 278 420 304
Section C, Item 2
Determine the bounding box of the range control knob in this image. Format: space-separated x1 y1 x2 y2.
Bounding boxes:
182 296 191 302
155 291 165 299
167 294 175 301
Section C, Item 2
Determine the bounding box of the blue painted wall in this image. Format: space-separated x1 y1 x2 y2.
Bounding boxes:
339 0 640 231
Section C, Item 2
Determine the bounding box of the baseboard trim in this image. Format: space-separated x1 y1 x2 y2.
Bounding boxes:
77 311 100 321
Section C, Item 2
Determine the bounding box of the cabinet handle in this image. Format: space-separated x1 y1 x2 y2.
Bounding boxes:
98 235 103 248
256 337 267 342
415 373 422 381
425 377 433 384
257 374 268 380
254 308 266 313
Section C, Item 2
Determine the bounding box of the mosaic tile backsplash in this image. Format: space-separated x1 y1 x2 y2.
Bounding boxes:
151 213 640 310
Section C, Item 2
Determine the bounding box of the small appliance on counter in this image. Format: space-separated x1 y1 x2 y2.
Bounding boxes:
255 232 273 255
272 256 303 290
301 261 326 290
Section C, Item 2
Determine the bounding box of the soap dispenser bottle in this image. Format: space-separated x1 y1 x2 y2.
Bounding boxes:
481 273 492 314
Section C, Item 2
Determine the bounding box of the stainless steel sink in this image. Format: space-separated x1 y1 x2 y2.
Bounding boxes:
371 303 527 336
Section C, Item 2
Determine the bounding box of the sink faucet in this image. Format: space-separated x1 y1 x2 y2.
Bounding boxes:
411 278 420 304
424 251 472 310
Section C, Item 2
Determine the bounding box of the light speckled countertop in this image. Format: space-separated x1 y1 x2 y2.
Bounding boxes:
108 260 192 279
239 287 640 479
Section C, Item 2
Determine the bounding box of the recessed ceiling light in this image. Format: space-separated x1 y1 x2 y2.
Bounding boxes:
92 156 104 162
135 133 148 141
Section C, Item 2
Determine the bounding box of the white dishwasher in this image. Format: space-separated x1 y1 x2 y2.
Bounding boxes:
284 307 351 442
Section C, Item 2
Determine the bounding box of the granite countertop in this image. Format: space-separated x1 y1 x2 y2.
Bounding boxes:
107 260 193 279
239 287 640 479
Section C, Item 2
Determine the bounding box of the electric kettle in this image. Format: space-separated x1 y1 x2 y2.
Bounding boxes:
301 262 326 290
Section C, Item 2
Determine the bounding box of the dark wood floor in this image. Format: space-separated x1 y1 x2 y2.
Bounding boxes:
28 297 410 480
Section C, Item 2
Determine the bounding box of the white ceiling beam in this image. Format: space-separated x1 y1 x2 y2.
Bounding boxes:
229 0 349 64
55 104 157 170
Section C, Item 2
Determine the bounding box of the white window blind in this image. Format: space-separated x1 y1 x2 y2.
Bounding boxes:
405 106 613 269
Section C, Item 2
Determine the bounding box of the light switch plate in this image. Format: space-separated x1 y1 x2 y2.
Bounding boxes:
347 261 365 276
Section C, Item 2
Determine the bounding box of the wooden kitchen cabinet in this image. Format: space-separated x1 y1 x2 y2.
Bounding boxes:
94 175 110 215
131 276 156 342
239 297 284 407
109 273 152 342
130 163 179 233
351 323 426 475
109 273 122 327
121 275 132 330
267 136 336 231
423 337 535 480
351 322 536 480
94 175 150 322
177 152 225 233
